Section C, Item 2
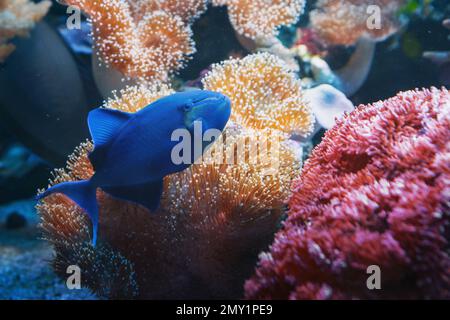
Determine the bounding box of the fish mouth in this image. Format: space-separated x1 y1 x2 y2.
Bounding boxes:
207 94 231 114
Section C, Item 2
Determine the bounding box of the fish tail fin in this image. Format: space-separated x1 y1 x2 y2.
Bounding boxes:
37 180 99 246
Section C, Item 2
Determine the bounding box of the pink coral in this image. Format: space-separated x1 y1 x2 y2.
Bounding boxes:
245 88 450 300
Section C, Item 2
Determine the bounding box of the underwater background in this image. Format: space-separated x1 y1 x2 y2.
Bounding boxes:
0 0 449 300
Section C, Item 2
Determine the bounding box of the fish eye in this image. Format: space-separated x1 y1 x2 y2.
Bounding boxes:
183 101 194 112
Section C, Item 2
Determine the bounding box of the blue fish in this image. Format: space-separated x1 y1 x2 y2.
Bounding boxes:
37 90 231 245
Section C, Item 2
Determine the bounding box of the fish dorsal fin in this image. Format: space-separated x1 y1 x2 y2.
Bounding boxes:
88 108 132 148
87 108 132 169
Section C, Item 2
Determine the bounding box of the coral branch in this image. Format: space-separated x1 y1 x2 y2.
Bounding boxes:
334 37 376 96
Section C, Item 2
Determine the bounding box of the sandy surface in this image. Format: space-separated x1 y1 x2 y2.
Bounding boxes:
0 199 97 300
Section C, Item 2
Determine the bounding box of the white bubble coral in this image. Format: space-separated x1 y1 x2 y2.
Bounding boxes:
202 52 314 137
212 0 305 40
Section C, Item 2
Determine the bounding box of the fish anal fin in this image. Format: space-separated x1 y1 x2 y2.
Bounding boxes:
102 180 164 213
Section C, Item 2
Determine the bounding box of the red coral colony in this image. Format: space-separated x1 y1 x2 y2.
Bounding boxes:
245 88 450 300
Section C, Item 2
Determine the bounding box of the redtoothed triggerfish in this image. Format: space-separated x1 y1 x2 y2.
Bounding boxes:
37 90 231 245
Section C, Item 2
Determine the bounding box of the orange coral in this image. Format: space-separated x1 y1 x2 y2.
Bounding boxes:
38 142 139 299
102 83 174 112
164 123 300 223
202 52 314 137
128 0 208 23
0 0 51 62
38 84 302 298
310 0 406 46
212 0 305 39
64 0 195 81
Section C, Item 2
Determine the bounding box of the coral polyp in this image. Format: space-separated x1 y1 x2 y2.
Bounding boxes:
202 52 314 137
164 123 301 222
38 142 139 298
64 0 195 81
213 0 305 40
102 84 175 112
133 11 195 79
37 84 302 299
245 88 450 300
128 0 208 23
310 0 406 46
0 0 51 62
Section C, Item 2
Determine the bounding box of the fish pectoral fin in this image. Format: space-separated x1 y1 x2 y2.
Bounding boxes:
102 180 164 213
